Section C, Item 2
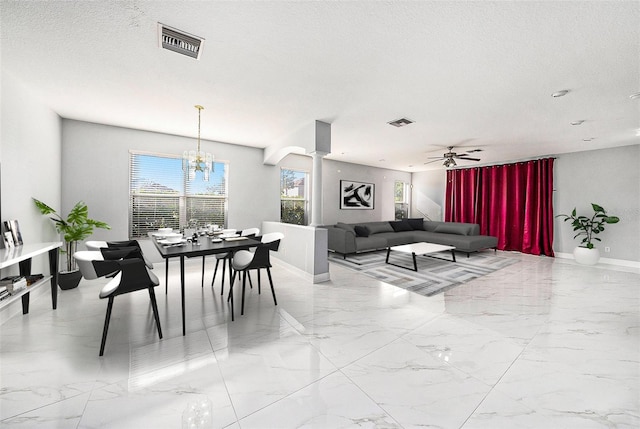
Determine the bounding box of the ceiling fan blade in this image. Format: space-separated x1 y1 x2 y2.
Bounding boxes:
426 156 446 159
423 159 443 165
455 156 481 161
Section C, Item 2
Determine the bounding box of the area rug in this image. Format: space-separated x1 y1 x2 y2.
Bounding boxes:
329 250 518 297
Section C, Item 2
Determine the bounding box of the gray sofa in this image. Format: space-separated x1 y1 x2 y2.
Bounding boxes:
324 219 498 258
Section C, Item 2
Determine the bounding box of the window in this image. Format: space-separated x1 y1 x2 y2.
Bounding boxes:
395 181 410 220
129 152 228 238
280 169 308 225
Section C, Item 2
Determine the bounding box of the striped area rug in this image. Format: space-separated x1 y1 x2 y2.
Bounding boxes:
329 250 518 297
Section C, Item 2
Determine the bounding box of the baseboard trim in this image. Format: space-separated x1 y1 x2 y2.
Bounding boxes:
555 252 640 269
271 257 331 284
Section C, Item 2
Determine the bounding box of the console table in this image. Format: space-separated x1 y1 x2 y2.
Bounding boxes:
0 242 62 315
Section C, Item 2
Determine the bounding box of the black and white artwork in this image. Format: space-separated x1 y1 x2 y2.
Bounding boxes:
340 180 375 209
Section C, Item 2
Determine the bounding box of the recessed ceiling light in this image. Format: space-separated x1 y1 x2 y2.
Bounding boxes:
629 92 640 100
379 159 386 162
582 137 595 142
552 90 569 98
571 120 584 125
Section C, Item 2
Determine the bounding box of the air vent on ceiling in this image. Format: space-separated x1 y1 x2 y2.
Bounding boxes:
158 23 204 60
388 117 414 127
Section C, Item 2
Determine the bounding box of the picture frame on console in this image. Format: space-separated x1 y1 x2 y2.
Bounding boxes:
340 180 375 210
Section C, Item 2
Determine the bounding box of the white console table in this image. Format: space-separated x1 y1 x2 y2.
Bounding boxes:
0 242 62 315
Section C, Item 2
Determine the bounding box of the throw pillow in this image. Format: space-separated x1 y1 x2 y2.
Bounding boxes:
407 218 425 230
336 222 356 234
354 225 370 237
389 220 413 232
433 224 470 235
367 222 395 234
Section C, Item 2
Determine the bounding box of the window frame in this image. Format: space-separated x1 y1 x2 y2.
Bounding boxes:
280 168 309 226
394 180 410 220
129 150 229 238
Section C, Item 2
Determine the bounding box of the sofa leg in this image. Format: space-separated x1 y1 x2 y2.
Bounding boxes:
467 252 470 258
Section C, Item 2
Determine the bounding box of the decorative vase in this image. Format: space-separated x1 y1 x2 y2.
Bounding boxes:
573 246 600 265
58 270 83 290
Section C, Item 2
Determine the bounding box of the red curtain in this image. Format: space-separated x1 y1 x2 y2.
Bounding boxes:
445 158 555 256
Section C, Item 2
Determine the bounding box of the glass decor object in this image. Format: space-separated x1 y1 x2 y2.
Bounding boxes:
182 105 214 181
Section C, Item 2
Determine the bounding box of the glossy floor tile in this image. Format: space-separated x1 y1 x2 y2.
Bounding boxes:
0 251 638 428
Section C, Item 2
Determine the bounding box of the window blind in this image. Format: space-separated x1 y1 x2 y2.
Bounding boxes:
129 152 228 237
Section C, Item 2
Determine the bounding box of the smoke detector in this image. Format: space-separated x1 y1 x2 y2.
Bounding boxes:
158 23 204 60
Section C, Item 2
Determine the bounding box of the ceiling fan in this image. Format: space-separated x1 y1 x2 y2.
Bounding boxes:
424 146 483 168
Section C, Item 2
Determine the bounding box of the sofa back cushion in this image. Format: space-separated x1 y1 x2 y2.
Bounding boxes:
433 224 472 236
354 225 370 237
406 218 425 230
389 220 413 232
366 221 395 235
336 222 356 234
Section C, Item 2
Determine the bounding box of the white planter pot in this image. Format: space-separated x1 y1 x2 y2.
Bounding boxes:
573 246 600 265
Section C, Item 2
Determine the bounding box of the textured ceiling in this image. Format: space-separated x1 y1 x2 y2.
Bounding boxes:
1 1 639 171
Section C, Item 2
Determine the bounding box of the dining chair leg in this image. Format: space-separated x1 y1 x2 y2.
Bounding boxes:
212 259 220 287
100 296 115 356
228 271 236 303
266 267 277 306
257 269 261 294
220 258 226 296
241 271 247 316
201 256 206 288
148 287 163 339
247 272 253 289
228 271 236 321
165 259 169 294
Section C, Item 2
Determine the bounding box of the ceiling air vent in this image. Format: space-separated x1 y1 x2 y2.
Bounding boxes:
158 23 204 60
388 118 414 128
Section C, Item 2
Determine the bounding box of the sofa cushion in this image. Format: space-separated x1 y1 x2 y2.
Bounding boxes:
389 220 413 232
407 218 425 230
433 224 471 235
354 225 370 237
336 222 356 234
355 235 388 251
378 231 416 246
366 222 395 235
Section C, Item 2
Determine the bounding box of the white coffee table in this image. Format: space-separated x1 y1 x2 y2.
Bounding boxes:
385 242 456 271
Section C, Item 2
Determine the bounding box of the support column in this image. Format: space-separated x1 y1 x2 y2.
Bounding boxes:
310 151 328 227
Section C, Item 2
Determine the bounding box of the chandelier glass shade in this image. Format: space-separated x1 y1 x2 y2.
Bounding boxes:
183 105 214 181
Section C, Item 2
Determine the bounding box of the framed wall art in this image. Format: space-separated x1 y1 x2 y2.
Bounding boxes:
340 180 375 210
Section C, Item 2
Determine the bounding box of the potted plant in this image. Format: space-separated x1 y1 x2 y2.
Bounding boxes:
33 198 111 289
557 203 619 265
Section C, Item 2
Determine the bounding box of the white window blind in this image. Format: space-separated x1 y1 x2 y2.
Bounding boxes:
129 152 228 238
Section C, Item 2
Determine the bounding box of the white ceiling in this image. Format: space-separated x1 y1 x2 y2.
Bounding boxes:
2 1 639 171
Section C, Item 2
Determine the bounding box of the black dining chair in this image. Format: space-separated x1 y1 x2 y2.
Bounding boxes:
92 257 163 356
229 232 283 316
209 227 260 293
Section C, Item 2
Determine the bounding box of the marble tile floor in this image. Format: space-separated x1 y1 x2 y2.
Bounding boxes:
0 251 638 428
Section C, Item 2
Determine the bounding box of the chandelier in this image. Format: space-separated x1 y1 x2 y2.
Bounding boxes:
183 105 214 181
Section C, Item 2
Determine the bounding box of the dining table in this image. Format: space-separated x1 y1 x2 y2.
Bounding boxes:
150 233 261 335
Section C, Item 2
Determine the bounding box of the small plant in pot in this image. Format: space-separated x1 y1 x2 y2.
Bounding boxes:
33 198 111 289
557 203 619 265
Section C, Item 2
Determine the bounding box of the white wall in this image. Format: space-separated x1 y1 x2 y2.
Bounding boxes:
61 120 281 242
321 159 412 225
410 169 446 221
1 72 62 274
554 144 639 262
277 154 412 226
